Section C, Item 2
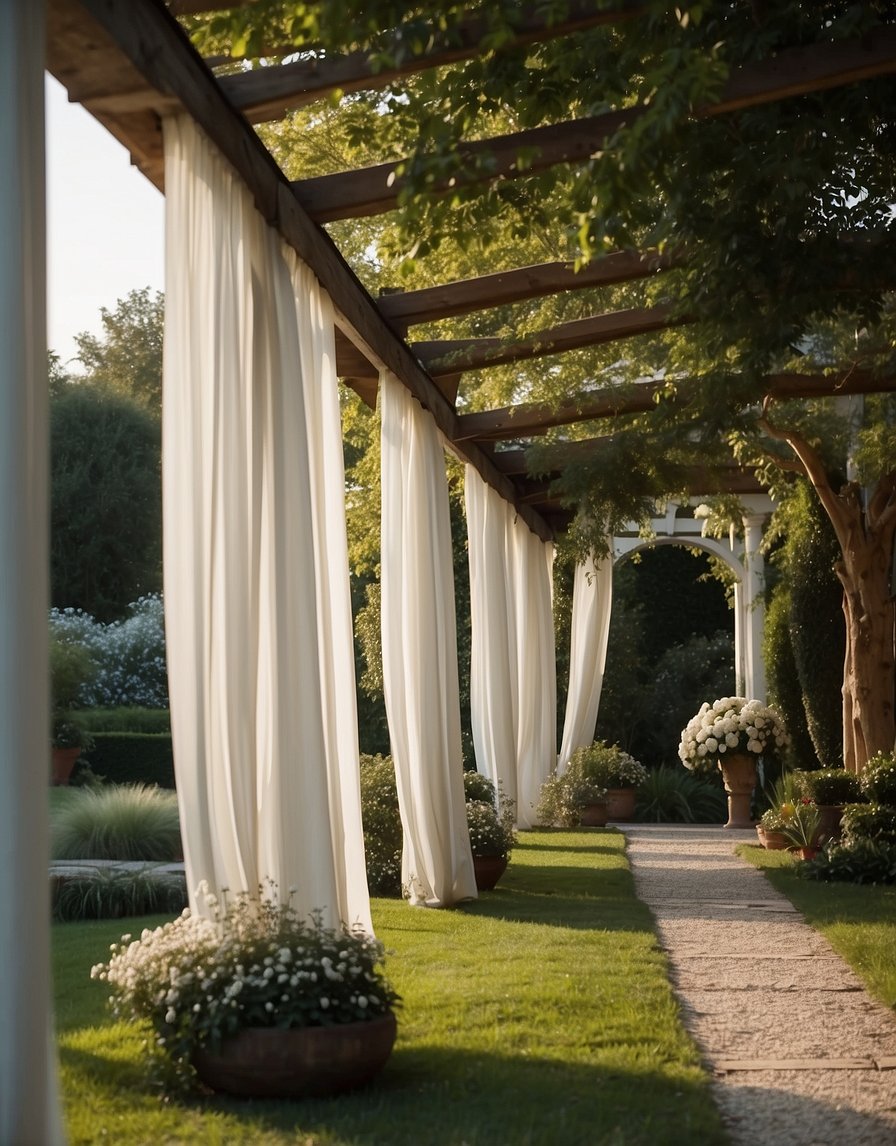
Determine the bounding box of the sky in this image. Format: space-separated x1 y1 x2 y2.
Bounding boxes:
46 75 165 370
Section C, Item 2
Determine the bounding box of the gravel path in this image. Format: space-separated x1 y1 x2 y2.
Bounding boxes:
620 824 896 1146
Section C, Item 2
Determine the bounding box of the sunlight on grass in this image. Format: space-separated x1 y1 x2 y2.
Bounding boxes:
739 843 896 1007
55 830 729 1146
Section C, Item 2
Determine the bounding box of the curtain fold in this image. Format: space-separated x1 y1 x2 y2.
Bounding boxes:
557 553 614 774
509 521 557 827
380 372 476 906
162 114 370 933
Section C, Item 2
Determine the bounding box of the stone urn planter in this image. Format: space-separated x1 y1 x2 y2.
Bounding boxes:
719 753 756 829
192 1012 397 1099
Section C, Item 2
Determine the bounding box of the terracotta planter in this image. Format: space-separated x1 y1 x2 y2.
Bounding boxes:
719 753 757 829
472 853 508 890
605 787 636 821
192 1011 397 1099
51 746 81 786
816 804 844 844
756 826 789 851
798 846 820 861
579 801 609 827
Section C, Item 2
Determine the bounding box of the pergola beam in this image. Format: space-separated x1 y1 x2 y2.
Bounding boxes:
415 304 684 376
377 249 674 329
218 4 646 123
293 28 896 222
455 371 896 443
52 0 553 541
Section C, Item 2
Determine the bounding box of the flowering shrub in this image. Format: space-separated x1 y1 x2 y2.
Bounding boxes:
91 886 399 1089
568 741 647 789
49 594 168 708
536 757 608 828
678 697 788 770
462 771 516 857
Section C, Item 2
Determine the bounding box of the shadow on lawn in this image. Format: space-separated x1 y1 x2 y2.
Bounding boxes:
183 1044 728 1146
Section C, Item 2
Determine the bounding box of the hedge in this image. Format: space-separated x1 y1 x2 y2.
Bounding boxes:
83 733 175 789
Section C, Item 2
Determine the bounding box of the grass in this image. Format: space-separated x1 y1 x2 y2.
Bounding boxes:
738 843 896 1007
54 829 729 1146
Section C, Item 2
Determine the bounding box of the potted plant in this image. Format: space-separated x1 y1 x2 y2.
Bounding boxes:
678 697 789 828
779 799 823 859
463 771 516 889
91 886 400 1097
535 757 609 828
756 806 791 851
566 741 646 821
50 634 95 785
794 769 863 842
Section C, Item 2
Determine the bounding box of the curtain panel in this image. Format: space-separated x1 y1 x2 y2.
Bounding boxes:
162 114 370 933
380 372 476 906
464 469 517 804
557 554 613 774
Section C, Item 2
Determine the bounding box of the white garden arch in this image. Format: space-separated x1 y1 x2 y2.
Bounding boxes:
613 494 775 702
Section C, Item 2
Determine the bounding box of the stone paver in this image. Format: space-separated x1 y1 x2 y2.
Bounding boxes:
620 824 896 1146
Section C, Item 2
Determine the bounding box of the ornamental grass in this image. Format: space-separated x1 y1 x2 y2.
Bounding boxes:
50 782 182 862
54 830 727 1146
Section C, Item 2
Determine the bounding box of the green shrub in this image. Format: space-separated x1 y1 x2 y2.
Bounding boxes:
635 767 726 823
795 768 863 805
861 753 896 805
842 803 896 845
85 732 175 788
359 754 403 896
764 586 816 770
52 868 187 921
799 838 896 884
51 783 182 861
569 741 647 789
78 706 171 734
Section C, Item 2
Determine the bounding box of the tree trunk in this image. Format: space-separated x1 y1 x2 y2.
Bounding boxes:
837 532 896 772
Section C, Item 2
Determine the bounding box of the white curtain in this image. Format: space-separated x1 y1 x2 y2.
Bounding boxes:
464 469 517 803
162 114 371 933
557 554 614 773
509 521 557 827
0 4 65 1141
380 372 477 906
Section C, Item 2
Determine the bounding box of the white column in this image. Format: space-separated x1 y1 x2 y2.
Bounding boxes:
742 513 767 702
0 2 64 1142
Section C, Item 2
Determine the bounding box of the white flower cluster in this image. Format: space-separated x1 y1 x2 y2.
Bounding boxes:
50 594 168 708
678 696 788 770
91 886 399 1087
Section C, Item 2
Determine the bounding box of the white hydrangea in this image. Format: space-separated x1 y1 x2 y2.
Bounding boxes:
678 696 789 770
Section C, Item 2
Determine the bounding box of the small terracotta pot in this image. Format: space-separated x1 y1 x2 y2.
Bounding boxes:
579 802 609 827
605 787 636 821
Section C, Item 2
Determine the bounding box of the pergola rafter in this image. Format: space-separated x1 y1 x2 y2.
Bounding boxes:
46 0 896 529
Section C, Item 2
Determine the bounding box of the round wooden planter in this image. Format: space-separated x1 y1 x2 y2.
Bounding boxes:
472 853 508 891
192 1011 397 1099
718 753 757 829
579 802 610 827
605 787 636 821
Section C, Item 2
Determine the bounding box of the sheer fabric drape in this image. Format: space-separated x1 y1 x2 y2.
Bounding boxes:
162 114 370 933
465 467 556 827
380 372 476 906
557 554 613 773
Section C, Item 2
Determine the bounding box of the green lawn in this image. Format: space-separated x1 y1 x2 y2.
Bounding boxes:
738 844 896 1007
54 830 729 1146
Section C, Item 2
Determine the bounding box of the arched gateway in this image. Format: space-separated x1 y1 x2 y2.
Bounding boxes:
613 494 775 702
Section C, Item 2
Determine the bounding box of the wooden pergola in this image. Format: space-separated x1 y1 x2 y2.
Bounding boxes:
46 0 896 541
